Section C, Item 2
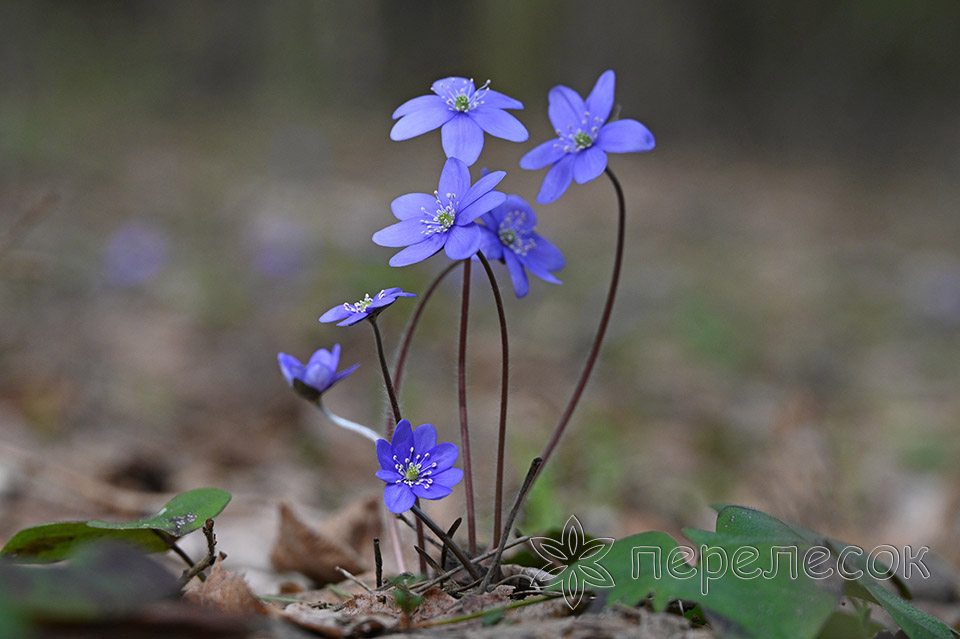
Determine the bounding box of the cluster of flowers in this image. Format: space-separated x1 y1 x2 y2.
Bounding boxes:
278 70 654 514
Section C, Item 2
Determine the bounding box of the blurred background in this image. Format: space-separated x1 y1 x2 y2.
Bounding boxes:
2 0 959 577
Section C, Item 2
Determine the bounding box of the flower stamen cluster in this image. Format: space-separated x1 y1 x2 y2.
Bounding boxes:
421 191 458 236
438 78 491 113
497 210 537 257
393 447 439 489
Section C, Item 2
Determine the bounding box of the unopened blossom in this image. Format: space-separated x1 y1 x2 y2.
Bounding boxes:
520 70 655 204
277 345 359 401
478 195 565 298
319 287 417 326
372 157 506 266
391 76 528 166
375 419 463 514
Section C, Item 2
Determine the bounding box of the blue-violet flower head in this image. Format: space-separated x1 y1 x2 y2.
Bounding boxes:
391 76 528 166
520 70 655 204
376 419 464 514
372 157 507 267
478 195 565 298
319 287 417 326
277 345 359 402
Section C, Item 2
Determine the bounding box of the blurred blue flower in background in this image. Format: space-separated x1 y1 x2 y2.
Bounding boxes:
103 219 169 287
277 345 359 401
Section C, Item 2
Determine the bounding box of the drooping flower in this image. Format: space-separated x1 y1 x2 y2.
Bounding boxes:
319 287 417 326
372 157 506 267
375 419 463 514
478 195 565 298
390 76 528 166
277 345 359 402
520 70 655 204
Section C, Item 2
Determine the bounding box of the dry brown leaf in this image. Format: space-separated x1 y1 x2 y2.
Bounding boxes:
270 501 368 585
283 602 397 638
320 494 382 556
183 560 270 616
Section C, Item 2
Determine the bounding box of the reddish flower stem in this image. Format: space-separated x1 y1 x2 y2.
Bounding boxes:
536 167 626 482
457 258 477 555
475 251 510 548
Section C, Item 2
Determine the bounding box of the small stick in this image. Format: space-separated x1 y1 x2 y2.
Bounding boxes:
439 517 462 576
414 545 444 575
336 566 373 592
481 458 542 591
413 533 535 593
373 538 383 589
178 519 218 588
410 505 480 582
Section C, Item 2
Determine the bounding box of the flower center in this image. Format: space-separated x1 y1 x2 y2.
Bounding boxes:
352 293 374 312
556 111 603 153
497 210 536 257
438 78 491 114
393 448 439 488
421 192 458 236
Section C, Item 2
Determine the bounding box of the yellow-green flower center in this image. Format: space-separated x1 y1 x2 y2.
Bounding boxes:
453 94 471 112
574 131 593 150
404 465 421 482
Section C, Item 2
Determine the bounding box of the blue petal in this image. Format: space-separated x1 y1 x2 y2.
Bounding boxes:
390 101 455 140
319 304 351 324
470 108 528 142
503 251 529 298
548 85 586 132
391 193 436 221
377 438 395 470
482 89 523 110
444 224 481 260
425 442 459 472
413 483 452 500
431 76 473 96
573 146 608 184
428 467 464 488
391 419 414 454
596 119 655 153
441 115 484 166
412 423 437 453
520 139 566 170
336 314 368 327
536 154 575 204
307 345 338 371
477 227 504 260
303 363 334 392
376 469 399 482
392 94 446 119
384 484 416 513
331 362 359 384
458 191 506 225
585 70 615 125
372 219 426 248
438 157 471 203
277 353 304 386
459 170 506 213
526 235 565 272
388 235 445 267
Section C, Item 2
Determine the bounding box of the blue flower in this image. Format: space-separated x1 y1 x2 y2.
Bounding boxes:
375 419 464 514
372 158 506 267
390 77 528 166
319 287 417 326
277 345 359 401
520 70 655 204
478 195 565 298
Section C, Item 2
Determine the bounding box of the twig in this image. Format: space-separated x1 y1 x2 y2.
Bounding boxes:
373 538 383 589
178 518 218 588
411 504 480 582
414 545 444 575
439 518 462 579
336 566 373 592
480 458 542 591
413 533 535 593
415 594 558 628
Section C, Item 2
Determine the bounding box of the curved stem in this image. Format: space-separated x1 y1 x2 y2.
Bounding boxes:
316 402 381 443
476 252 510 547
536 167 626 480
457 258 476 555
369 316 402 425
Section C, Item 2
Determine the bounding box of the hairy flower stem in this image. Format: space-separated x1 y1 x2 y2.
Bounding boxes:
316 402 381 443
475 252 510 548
458 258 477 555
536 168 626 481
411 504 480 582
369 316 402 426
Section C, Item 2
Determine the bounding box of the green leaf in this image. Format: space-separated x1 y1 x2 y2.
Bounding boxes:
847 569 955 639
584 530 840 639
88 487 231 536
0 522 170 564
